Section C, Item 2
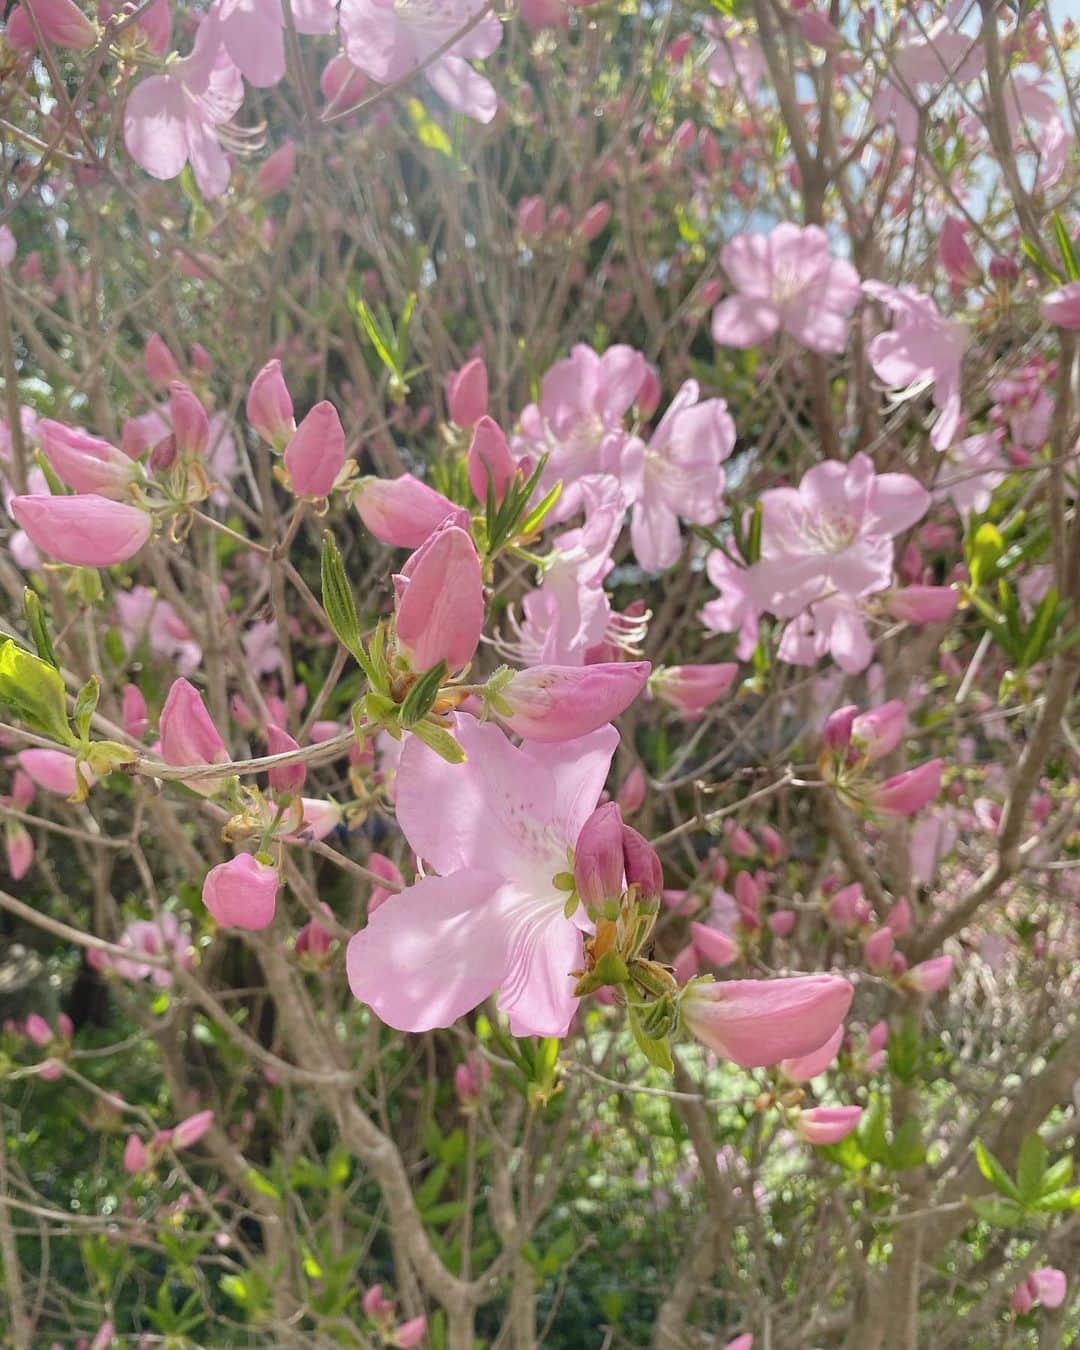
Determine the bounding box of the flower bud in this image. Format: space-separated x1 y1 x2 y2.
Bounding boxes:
635 366 662 419
10 493 152 566
394 525 484 674
864 927 894 972
17 750 94 797
829 882 869 928
1040 280 1080 330
851 699 905 762
886 896 912 936
172 1109 214 1149
266 723 306 793
690 923 737 967
621 824 662 901
246 359 295 445
579 201 611 240
904 954 953 993
122 683 149 739
759 825 785 862
939 216 981 288
123 1134 148 1174
396 1318 427 1349
768 909 796 937
795 1105 862 1145
680 974 853 1068
617 764 647 814
284 401 345 498
362 1285 394 1320
515 196 546 237
822 704 857 752
159 679 229 795
354 473 468 548
573 802 625 908
467 416 516 504
491 662 650 742
295 905 335 961
5 823 32 880
650 664 739 716
38 419 137 497
453 1050 491 1106
144 332 180 386
870 760 942 816
202 854 278 930
254 139 296 197
282 798 343 842
446 357 488 429
321 52 369 107
168 382 209 458
885 586 958 624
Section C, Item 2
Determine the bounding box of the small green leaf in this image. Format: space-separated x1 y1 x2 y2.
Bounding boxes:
857 1095 890 1166
0 640 75 745
1017 1132 1047 1203
1051 212 1080 282
968 1194 1025 1228
406 98 453 156
968 523 1004 590
24 589 58 669
1021 236 1062 283
409 719 466 764
72 675 100 741
1039 1155 1073 1196
1029 1186 1080 1213
974 1139 1021 1201
321 533 362 655
399 661 448 727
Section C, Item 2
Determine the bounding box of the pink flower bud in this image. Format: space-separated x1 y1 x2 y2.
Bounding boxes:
734 870 760 914
320 52 369 107
394 524 484 674
122 684 149 739
282 798 343 842
885 586 958 624
0 226 14 269
10 493 152 566
989 255 1019 284
681 974 853 1068
295 904 335 960
574 802 625 908
284 401 345 498
144 332 181 386
254 139 296 197
467 417 516 504
780 1024 843 1081
617 764 647 814
725 822 756 859
1028 1268 1067 1310
266 723 306 793
864 927 894 972
650 664 738 716
1040 280 1080 330
453 1051 491 1105
759 825 784 862
172 1109 214 1149
446 357 488 429
672 943 700 985
25 1013 52 1046
159 679 228 794
57 1013 72 1041
37 419 137 497
667 31 693 60
246 359 295 445
515 196 546 237
823 704 858 752
17 750 93 797
11 771 34 808
548 204 572 236
690 923 737 967
851 699 905 762
6 0 95 49
795 1105 862 1145
698 127 722 174
169 382 209 458
939 216 981 288
671 119 696 154
492 662 650 742
886 897 912 936
870 760 943 816
202 854 278 930
579 202 611 240
362 1284 395 1319
905 954 953 994
367 853 404 914
724 1338 753 1350
395 1317 427 1349
354 473 468 548
768 909 796 937
829 883 869 928
123 1134 148 1174
1012 1279 1035 1316
621 824 662 901
5 823 32 880
635 366 662 419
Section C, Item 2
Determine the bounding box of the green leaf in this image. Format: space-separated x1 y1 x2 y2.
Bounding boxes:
321 533 362 655
857 1095 890 1166
243 1167 281 1200
1029 1186 1080 1213
1020 586 1062 670
409 719 466 764
1017 1132 1047 1203
968 523 1003 590
1021 235 1062 283
1039 1155 1073 1195
399 661 449 728
406 98 453 156
974 1140 1021 1201
72 675 100 742
416 1161 449 1211
24 589 58 669
1051 212 1080 282
0 640 75 745
627 1004 673 1073
968 1194 1025 1228
889 1117 926 1171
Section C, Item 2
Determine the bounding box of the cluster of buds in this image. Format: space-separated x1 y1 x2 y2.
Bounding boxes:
361 1285 426 1348
247 359 354 502
820 698 942 817
123 1109 215 1176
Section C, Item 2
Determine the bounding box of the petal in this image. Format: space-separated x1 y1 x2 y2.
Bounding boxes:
711 295 781 348
425 56 498 123
220 1 285 87
520 725 619 846
347 870 509 1031
123 76 189 181
496 892 583 1037
340 0 417 81
631 497 681 573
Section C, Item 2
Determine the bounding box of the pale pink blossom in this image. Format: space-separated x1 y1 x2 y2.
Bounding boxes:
681 974 853 1068
701 550 761 659
490 662 650 742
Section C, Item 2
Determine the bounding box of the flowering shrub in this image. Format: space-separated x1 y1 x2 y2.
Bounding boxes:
0 0 1079 1346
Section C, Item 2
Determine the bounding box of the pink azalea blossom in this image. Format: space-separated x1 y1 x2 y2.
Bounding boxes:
701 550 761 659
5 0 96 50
115 587 202 674
745 453 930 619
1041 281 1080 330
904 954 953 994
780 1024 843 1082
649 663 739 716
620 380 735 571
864 282 969 450
284 401 346 498
92 914 195 987
215 0 337 89
37 419 139 498
202 853 279 930
447 357 488 428
159 678 230 794
354 473 468 547
16 750 94 797
936 430 1006 515
247 359 295 446
680 974 853 1067
0 227 15 269
795 1104 862 1145
394 523 484 674
706 17 767 90
490 661 650 742
339 0 503 123
872 21 983 147
10 493 152 566
347 715 619 1037
1001 75 1071 190
711 224 862 355
123 11 244 199
869 759 943 816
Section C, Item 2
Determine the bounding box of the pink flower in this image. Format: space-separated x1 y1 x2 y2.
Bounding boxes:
616 764 646 814
869 760 942 816
690 923 738 968
1013 1268 1067 1314
169 382 210 459
172 1108 214 1149
573 802 627 908
99 914 194 987
246 359 295 446
649 664 739 716
122 684 149 740
864 927 894 973
347 715 618 1036
795 1105 862 1145
254 140 296 199
724 1338 753 1350
217 0 336 88
37 419 138 498
202 854 279 930
266 724 306 794
620 380 735 571
453 1051 491 1106
394 524 484 675
939 216 980 289
339 0 503 123
144 333 181 386
680 974 853 1068
467 417 516 505
447 357 488 428
159 678 229 794
0 226 15 269
490 662 650 742
904 954 953 994
780 1025 843 1082
1041 281 1080 330
1001 75 1071 189
10 493 152 566
711 224 862 355
395 1318 427 1349
362 1285 395 1320
354 473 467 548
873 23 982 146
284 401 345 498
295 905 336 961
885 586 959 624
864 282 969 450
123 11 244 199
17 750 93 797
367 853 404 914
25 1013 52 1047
515 196 546 236
851 699 905 762
123 1134 148 1174
5 0 96 50
701 550 761 660
280 798 343 842
745 453 929 618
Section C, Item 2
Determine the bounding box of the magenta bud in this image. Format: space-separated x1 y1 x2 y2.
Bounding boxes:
446 357 488 429
515 195 546 237
650 664 739 716
172 1109 214 1149
864 927 894 973
354 473 468 548
453 1050 491 1106
362 1284 395 1320
616 764 647 814
266 723 306 793
123 1134 148 1174
904 954 953 993
796 10 844 49
681 974 853 1068
829 882 869 928
672 943 700 985
38 419 137 497
885 586 958 624
159 678 229 794
5 0 95 48
759 825 785 862
254 139 296 197
635 365 662 419
621 824 662 901
573 802 626 908
284 401 345 498
320 53 369 107
17 749 93 797
467 416 516 504
246 359 295 445
733 870 760 914
168 382 209 458
939 216 981 288
698 126 722 174
190 343 213 375
396 1318 427 1349
768 909 796 937
144 332 181 386
725 822 756 858
367 852 404 915
122 684 149 740
10 493 152 567
25 1012 52 1046
492 662 650 742
851 699 905 762
989 255 1019 284
823 704 858 752
690 922 737 967
886 896 912 936
202 854 278 931
579 201 611 240
394 524 484 675
870 760 943 816
796 1105 863 1145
